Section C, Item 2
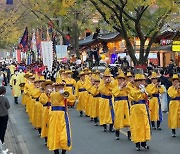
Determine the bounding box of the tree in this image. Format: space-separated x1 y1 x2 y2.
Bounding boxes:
20 0 98 58
0 2 44 49
89 0 178 66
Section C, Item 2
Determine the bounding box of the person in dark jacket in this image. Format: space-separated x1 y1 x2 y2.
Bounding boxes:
0 86 10 144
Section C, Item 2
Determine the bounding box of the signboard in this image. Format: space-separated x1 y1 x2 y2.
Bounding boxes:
172 41 180 52
56 45 68 58
41 41 53 71
135 53 157 59
160 39 172 46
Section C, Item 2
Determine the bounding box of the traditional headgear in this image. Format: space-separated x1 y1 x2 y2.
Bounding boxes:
53 78 65 86
83 67 89 71
65 70 73 74
39 76 45 82
116 70 126 79
103 68 112 77
150 72 158 79
79 71 86 77
59 68 65 73
42 80 53 88
127 72 132 77
29 75 35 79
24 73 33 78
94 70 100 74
171 74 179 81
87 70 92 74
134 74 145 81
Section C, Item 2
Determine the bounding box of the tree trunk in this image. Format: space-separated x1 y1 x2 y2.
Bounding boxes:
70 23 80 58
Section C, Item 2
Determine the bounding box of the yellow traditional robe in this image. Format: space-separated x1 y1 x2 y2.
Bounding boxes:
88 85 100 118
112 86 130 130
129 86 151 143
39 93 51 138
146 83 164 122
10 74 21 97
75 80 88 112
98 80 114 125
48 92 72 151
31 88 41 127
64 78 76 107
168 86 180 129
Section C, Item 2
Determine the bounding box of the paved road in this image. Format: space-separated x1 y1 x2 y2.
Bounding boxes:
5 86 180 154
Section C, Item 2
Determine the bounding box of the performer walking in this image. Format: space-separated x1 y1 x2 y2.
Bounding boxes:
98 68 115 132
146 72 164 130
112 70 131 140
167 74 180 137
48 80 72 154
129 74 151 151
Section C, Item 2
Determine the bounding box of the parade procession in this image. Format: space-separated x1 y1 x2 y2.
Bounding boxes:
0 0 180 154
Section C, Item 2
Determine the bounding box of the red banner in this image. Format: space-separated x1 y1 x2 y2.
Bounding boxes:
16 50 21 63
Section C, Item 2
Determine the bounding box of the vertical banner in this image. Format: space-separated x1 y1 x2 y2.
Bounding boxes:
41 41 53 71
31 30 37 60
15 50 21 63
56 45 68 59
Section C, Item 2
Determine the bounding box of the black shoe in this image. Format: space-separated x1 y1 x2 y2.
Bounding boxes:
94 123 98 126
54 150 59 154
80 111 83 117
109 124 114 132
127 131 131 140
103 124 107 132
141 145 150 150
61 150 66 154
141 142 149 150
90 118 93 121
136 147 141 151
136 143 141 151
172 129 176 137
152 127 156 130
115 130 120 140
157 127 162 130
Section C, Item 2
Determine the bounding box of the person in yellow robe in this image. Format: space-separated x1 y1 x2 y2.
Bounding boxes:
10 70 21 104
112 70 131 140
25 74 35 117
34 77 45 136
26 75 36 121
64 70 76 107
167 74 180 137
31 78 43 128
90 75 101 126
98 68 115 132
85 71 94 118
75 71 88 117
39 80 53 145
129 74 151 151
48 81 72 154
9 63 16 76
82 68 92 117
21 73 30 106
146 72 164 130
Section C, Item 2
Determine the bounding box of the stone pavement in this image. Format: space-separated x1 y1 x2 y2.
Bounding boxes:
4 120 21 154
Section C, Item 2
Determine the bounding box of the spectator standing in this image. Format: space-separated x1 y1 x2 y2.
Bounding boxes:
0 86 10 149
0 71 4 86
